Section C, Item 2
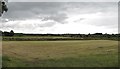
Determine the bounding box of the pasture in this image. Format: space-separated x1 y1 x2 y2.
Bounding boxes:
2 40 118 67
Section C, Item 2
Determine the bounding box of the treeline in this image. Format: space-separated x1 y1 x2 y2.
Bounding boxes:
22 33 119 41
0 30 14 36
0 30 120 41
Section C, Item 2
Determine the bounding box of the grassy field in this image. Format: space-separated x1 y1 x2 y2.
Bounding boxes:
2 40 118 67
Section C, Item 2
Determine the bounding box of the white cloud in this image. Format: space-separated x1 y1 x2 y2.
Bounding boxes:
39 22 117 34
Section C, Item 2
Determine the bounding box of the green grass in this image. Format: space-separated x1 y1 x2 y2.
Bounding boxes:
2 40 118 67
3 54 118 67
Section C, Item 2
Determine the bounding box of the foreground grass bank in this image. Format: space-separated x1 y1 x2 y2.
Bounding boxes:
2 40 118 67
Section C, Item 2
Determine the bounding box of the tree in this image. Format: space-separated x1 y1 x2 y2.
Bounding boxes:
2 2 8 13
0 1 8 17
10 30 14 36
0 30 2 36
3 31 10 36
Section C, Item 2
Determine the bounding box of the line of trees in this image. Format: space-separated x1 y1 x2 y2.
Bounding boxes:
0 30 14 36
0 30 119 37
0 30 119 41
0 30 120 40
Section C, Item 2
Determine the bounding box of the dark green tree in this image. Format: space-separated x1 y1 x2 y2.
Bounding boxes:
10 30 14 36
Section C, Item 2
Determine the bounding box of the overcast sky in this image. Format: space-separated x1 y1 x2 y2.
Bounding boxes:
0 1 118 34
8 0 120 2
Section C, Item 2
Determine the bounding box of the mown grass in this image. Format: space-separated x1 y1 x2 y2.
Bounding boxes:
3 54 118 67
2 40 118 67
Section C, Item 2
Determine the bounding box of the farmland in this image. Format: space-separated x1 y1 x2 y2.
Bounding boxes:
2 40 118 67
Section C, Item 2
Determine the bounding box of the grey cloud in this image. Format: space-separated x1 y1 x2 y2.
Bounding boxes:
66 2 118 28
2 2 117 22
64 2 117 14
2 2 68 23
36 22 56 27
41 13 68 23
74 18 86 23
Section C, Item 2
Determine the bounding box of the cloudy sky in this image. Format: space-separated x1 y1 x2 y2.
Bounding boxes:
0 1 118 34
